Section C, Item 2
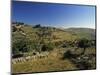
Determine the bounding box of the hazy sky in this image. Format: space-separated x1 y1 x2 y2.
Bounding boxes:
12 1 96 28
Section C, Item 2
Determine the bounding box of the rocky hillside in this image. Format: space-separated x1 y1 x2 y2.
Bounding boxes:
12 24 95 54
12 23 96 74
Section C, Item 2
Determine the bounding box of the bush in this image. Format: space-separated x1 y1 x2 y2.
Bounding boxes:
41 43 54 51
47 43 54 51
33 24 41 28
77 38 91 49
12 37 32 56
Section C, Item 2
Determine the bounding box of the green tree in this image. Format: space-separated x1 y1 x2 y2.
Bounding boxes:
77 38 91 55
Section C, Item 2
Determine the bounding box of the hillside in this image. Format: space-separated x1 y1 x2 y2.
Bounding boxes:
64 28 95 40
12 24 95 42
12 24 96 74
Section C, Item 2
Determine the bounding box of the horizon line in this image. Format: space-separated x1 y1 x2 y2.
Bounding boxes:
12 22 95 29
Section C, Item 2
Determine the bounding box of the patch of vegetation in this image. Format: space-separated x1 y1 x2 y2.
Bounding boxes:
12 22 96 73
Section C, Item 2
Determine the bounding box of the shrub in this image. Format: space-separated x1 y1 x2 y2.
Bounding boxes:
33 24 41 28
76 38 92 55
12 37 32 56
41 43 54 51
47 43 54 51
77 38 91 49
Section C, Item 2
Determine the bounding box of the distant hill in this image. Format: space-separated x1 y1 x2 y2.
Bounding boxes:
64 28 95 40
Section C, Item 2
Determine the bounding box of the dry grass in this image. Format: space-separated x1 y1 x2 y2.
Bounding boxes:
12 50 77 73
12 47 96 74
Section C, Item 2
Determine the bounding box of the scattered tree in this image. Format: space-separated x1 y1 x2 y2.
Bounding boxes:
77 38 91 55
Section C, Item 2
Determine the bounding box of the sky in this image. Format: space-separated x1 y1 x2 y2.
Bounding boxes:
12 1 96 28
